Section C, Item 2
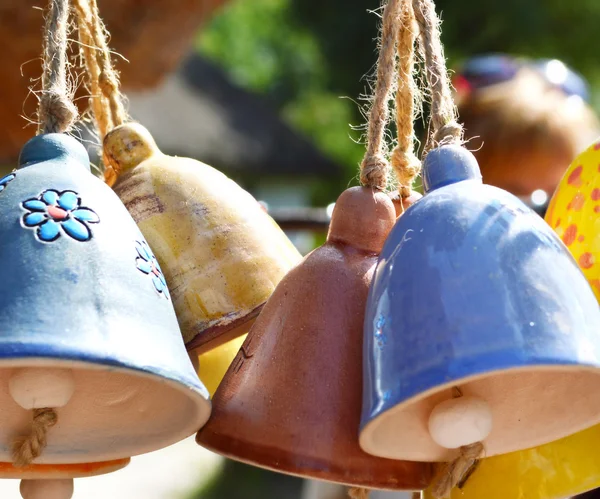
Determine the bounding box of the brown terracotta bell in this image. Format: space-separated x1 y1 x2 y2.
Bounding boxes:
197 186 433 490
104 123 302 353
389 190 422 218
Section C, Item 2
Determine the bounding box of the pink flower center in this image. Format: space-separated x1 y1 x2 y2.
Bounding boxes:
47 205 68 221
151 264 160 277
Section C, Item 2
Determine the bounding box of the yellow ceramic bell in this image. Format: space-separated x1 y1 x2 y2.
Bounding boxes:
424 138 600 499
104 123 302 354
423 424 600 499
545 139 600 300
196 334 247 397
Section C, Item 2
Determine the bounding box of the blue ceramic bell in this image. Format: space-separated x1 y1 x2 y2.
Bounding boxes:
0 133 210 466
359 145 600 463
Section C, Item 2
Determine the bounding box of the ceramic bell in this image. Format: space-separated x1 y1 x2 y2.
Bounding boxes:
0 133 210 466
420 138 600 499
545 139 600 300
2 458 129 499
359 145 600 463
103 123 302 354
422 424 600 499
194 335 248 397
197 187 433 489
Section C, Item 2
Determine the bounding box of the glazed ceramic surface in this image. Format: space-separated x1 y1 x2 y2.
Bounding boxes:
197 187 433 490
545 139 600 300
197 334 247 397
105 123 302 353
422 423 600 499
0 459 129 479
0 134 210 463
360 145 600 462
424 139 600 499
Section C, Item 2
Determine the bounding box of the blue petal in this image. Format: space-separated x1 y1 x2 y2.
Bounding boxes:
61 218 91 241
58 191 79 211
72 208 99 223
0 174 15 186
38 220 60 241
136 241 152 261
152 274 165 293
136 258 153 274
24 212 46 226
23 199 47 212
42 190 59 205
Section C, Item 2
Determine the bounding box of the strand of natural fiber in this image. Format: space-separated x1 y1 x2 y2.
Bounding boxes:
12 408 58 467
390 0 421 198
348 487 370 499
360 0 402 190
38 0 78 134
412 0 462 149
74 0 128 136
429 442 484 499
88 0 128 128
73 0 113 140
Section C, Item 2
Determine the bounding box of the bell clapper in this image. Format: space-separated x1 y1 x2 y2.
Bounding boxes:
428 393 492 449
9 368 75 410
9 368 75 466
20 478 74 499
428 388 489 498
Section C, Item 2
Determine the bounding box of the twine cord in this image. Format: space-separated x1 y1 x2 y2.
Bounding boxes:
412 0 462 148
38 0 78 134
12 408 58 467
348 488 370 499
390 0 421 198
73 0 127 140
360 0 402 190
429 387 484 498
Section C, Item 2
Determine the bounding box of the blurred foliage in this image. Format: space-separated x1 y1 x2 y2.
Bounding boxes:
198 0 600 189
198 0 364 176
191 459 303 499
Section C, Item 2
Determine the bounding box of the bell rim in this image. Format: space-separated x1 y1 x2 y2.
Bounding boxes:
197 429 434 490
185 304 263 354
360 362 600 462
0 457 130 479
0 349 211 463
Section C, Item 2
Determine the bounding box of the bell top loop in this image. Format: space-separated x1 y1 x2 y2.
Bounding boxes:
328 186 397 254
422 145 482 193
18 134 89 172
103 123 160 175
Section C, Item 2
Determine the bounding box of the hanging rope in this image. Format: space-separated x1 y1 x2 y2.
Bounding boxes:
359 0 402 190
348 488 370 499
73 0 127 138
412 0 462 150
429 387 484 498
390 0 421 198
12 409 58 467
37 0 78 134
73 0 128 185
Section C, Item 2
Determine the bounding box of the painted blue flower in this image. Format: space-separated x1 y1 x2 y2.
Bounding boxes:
0 173 15 193
21 189 100 242
135 240 170 299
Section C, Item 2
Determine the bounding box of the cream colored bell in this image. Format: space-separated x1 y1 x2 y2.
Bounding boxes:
104 123 302 353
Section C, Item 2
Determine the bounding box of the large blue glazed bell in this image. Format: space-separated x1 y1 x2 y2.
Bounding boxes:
359 145 600 463
0 133 210 466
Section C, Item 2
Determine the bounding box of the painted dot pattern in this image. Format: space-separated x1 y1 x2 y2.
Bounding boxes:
545 140 600 301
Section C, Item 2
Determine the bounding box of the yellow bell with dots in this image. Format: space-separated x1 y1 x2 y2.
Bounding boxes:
424 138 600 499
